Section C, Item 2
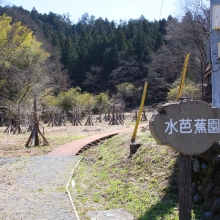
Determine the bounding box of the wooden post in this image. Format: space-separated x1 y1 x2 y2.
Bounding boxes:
132 110 137 122
109 103 116 125
14 103 22 134
176 53 190 102
112 103 115 124
131 82 148 143
26 95 49 147
4 108 12 134
0 111 3 126
34 95 40 146
98 107 102 123
178 153 191 220
107 107 111 121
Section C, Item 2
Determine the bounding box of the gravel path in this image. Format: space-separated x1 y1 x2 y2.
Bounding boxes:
0 155 80 220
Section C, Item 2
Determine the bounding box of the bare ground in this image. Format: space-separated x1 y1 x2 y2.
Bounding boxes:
0 111 154 158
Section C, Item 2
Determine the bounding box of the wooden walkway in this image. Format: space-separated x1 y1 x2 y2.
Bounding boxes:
48 130 120 156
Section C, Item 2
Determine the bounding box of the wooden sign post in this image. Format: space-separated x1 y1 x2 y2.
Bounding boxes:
149 100 220 219
178 153 191 219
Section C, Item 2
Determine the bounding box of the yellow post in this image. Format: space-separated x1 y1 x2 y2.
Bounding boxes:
176 53 190 102
131 82 148 143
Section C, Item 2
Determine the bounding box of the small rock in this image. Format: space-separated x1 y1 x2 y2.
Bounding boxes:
194 194 203 204
205 212 213 218
214 214 220 220
198 185 205 197
202 198 215 211
206 148 218 163
193 158 200 173
87 208 135 220
213 142 220 153
211 198 220 215
191 182 197 196
201 163 208 170
213 155 220 164
82 157 95 163
212 187 220 195
205 184 212 194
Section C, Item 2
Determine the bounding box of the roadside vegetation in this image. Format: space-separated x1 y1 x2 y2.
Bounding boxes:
74 129 206 219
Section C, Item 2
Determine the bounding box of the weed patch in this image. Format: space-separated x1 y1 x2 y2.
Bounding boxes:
74 131 182 219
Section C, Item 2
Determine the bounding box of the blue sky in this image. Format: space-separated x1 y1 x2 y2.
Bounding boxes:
6 0 178 23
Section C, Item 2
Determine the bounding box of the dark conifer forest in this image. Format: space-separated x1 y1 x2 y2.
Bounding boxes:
0 2 209 106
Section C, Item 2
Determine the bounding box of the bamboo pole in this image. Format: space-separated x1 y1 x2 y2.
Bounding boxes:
131 82 148 143
176 53 190 102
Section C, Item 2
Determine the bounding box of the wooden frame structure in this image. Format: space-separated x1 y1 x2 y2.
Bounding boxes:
26 95 49 147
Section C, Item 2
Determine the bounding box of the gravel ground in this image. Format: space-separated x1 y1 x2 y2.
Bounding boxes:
0 155 80 220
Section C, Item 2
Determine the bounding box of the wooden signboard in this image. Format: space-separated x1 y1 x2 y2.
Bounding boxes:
149 100 220 155
149 100 220 219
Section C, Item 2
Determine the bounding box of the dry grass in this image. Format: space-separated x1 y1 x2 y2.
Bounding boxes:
74 129 180 219
0 111 154 158
74 127 205 219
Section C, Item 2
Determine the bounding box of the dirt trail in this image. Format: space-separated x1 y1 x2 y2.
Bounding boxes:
0 155 80 220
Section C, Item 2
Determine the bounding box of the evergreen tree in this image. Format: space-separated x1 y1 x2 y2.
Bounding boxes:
102 46 119 80
115 25 127 51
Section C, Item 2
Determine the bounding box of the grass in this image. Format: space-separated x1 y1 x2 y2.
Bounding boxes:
74 129 206 220
56 186 66 192
46 134 86 146
0 119 135 158
0 124 87 157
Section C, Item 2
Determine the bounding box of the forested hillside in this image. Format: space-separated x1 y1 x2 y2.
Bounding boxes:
0 0 209 107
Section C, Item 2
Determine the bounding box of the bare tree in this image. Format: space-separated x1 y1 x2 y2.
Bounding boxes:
147 1 210 102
